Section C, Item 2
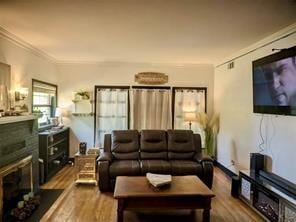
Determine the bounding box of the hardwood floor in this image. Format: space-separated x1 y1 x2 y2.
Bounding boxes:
40 166 263 222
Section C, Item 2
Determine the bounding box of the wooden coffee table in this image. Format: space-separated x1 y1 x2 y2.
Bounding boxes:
114 176 215 222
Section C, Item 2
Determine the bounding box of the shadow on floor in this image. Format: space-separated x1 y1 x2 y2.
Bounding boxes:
125 210 203 222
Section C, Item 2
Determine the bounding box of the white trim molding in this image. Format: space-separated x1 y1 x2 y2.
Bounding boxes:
215 22 296 67
0 26 57 63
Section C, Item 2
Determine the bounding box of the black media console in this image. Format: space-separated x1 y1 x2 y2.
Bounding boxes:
239 170 296 222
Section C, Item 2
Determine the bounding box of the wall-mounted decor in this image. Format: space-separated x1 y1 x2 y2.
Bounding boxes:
0 62 10 88
135 72 168 85
72 90 93 116
0 62 11 112
15 87 29 101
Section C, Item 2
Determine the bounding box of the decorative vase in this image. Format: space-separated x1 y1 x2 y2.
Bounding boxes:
79 142 87 154
0 85 9 111
205 128 215 157
74 94 83 101
82 94 89 100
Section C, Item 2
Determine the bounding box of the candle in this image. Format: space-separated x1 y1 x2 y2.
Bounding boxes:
17 201 24 208
23 194 29 201
28 192 34 198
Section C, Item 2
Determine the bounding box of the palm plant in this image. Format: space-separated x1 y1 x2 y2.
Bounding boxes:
196 112 219 157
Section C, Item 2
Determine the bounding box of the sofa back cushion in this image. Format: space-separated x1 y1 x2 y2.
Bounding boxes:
140 130 167 159
193 133 202 154
167 130 195 160
111 130 139 160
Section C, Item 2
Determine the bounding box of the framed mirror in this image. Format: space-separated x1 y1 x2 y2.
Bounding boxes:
0 62 11 89
0 62 11 111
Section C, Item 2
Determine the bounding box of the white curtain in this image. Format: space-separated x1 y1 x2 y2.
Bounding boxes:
95 88 129 147
131 88 172 130
174 89 206 146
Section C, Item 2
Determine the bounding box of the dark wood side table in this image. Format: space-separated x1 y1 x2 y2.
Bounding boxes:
114 176 215 222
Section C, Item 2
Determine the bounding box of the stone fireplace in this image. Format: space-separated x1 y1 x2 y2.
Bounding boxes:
0 116 38 221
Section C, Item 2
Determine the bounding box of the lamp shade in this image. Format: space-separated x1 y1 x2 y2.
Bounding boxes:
184 112 196 122
19 87 29 98
55 107 62 117
55 107 68 117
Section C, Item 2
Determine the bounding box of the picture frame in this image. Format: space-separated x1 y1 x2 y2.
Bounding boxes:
0 62 11 90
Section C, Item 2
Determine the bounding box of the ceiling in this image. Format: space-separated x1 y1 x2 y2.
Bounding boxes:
0 0 296 64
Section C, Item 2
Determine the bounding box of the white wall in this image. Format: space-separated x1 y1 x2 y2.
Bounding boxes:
57 62 214 156
214 24 296 183
0 35 58 110
3 20 295 183
0 32 214 159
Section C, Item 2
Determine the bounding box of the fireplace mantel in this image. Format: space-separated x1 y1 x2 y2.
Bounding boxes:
0 116 39 221
0 116 39 195
0 115 36 125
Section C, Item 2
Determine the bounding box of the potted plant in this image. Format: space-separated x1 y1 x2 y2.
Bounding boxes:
75 91 90 100
196 112 219 158
32 107 43 118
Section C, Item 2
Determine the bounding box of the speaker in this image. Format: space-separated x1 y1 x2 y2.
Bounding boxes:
250 153 265 175
231 176 240 198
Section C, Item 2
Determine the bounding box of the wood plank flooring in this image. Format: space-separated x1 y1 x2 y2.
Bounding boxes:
41 166 263 222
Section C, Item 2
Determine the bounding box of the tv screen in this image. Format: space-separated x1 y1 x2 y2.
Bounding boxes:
253 46 296 115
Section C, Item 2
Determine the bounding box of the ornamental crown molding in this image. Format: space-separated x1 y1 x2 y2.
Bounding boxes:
0 26 57 63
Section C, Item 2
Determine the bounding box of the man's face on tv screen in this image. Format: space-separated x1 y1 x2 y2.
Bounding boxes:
263 57 296 105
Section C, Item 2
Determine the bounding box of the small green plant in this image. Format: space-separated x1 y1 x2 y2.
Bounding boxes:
32 107 43 118
75 91 90 100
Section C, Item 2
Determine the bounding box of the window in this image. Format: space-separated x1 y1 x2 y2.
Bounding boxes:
93 85 208 147
94 86 129 147
32 79 57 126
172 87 207 146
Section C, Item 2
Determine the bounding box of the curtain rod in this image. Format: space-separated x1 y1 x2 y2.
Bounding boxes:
215 29 296 68
132 86 171 90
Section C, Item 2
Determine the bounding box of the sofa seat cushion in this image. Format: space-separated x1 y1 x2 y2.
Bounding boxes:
170 160 202 175
141 160 171 174
109 160 140 178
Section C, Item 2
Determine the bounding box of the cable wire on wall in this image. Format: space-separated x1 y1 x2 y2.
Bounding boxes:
257 114 277 160
258 114 265 153
268 115 276 159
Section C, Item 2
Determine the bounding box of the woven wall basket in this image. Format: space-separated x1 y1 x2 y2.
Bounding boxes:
135 72 168 85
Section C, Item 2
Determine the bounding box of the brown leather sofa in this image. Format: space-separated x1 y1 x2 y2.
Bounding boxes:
97 129 214 191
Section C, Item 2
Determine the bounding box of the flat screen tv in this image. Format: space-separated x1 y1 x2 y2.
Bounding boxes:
253 46 296 115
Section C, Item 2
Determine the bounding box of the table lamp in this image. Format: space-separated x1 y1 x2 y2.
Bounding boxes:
55 107 65 126
184 112 196 130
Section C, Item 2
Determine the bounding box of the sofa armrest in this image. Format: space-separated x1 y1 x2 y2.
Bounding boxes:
194 153 213 163
201 161 214 189
98 160 110 191
194 153 214 189
97 152 113 162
